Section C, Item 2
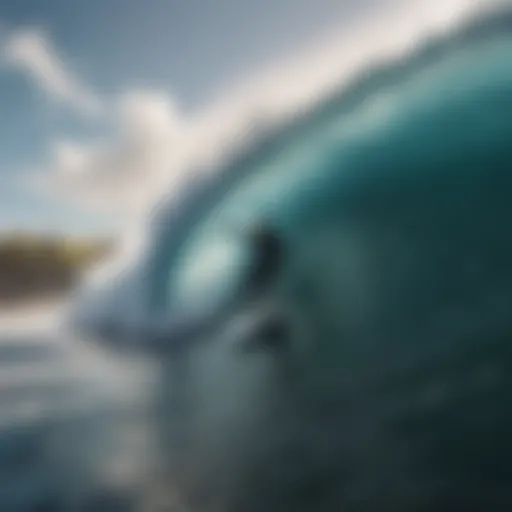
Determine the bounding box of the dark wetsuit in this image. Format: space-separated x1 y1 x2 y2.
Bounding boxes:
236 223 293 352
243 224 285 301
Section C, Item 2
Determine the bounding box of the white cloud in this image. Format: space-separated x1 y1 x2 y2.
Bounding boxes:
2 27 102 117
42 89 185 217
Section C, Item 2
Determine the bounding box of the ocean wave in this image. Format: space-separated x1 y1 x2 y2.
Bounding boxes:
145 2 512 310
58 3 512 509
71 1 512 342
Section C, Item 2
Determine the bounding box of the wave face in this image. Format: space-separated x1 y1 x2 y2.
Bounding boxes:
73 3 512 337
146 6 512 319
70 6 512 512
148 8 512 512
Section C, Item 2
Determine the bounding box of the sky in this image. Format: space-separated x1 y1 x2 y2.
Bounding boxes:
0 0 493 236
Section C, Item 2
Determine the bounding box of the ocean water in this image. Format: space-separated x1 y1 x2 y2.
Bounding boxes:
0 308 158 511
146 4 512 319
5 4 512 511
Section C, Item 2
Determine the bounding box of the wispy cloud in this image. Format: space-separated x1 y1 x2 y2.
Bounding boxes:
2 27 102 117
42 89 185 217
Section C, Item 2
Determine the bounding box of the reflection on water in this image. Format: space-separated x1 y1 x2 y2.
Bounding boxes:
0 306 160 511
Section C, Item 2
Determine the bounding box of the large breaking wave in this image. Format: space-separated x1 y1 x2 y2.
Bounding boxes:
65 1 512 344
87 2 512 333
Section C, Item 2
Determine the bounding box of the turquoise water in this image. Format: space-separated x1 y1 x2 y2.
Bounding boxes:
144 8 512 511
158 16 512 321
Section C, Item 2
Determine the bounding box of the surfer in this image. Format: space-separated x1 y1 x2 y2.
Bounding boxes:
234 220 293 352
243 220 286 301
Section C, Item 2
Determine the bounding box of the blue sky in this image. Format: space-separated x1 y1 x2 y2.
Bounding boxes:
1 0 373 107
0 0 485 236
0 0 379 236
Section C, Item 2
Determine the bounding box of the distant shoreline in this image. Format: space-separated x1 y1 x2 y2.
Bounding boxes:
0 233 113 308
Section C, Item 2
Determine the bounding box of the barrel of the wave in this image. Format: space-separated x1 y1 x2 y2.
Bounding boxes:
70 7 512 512
151 16 512 512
